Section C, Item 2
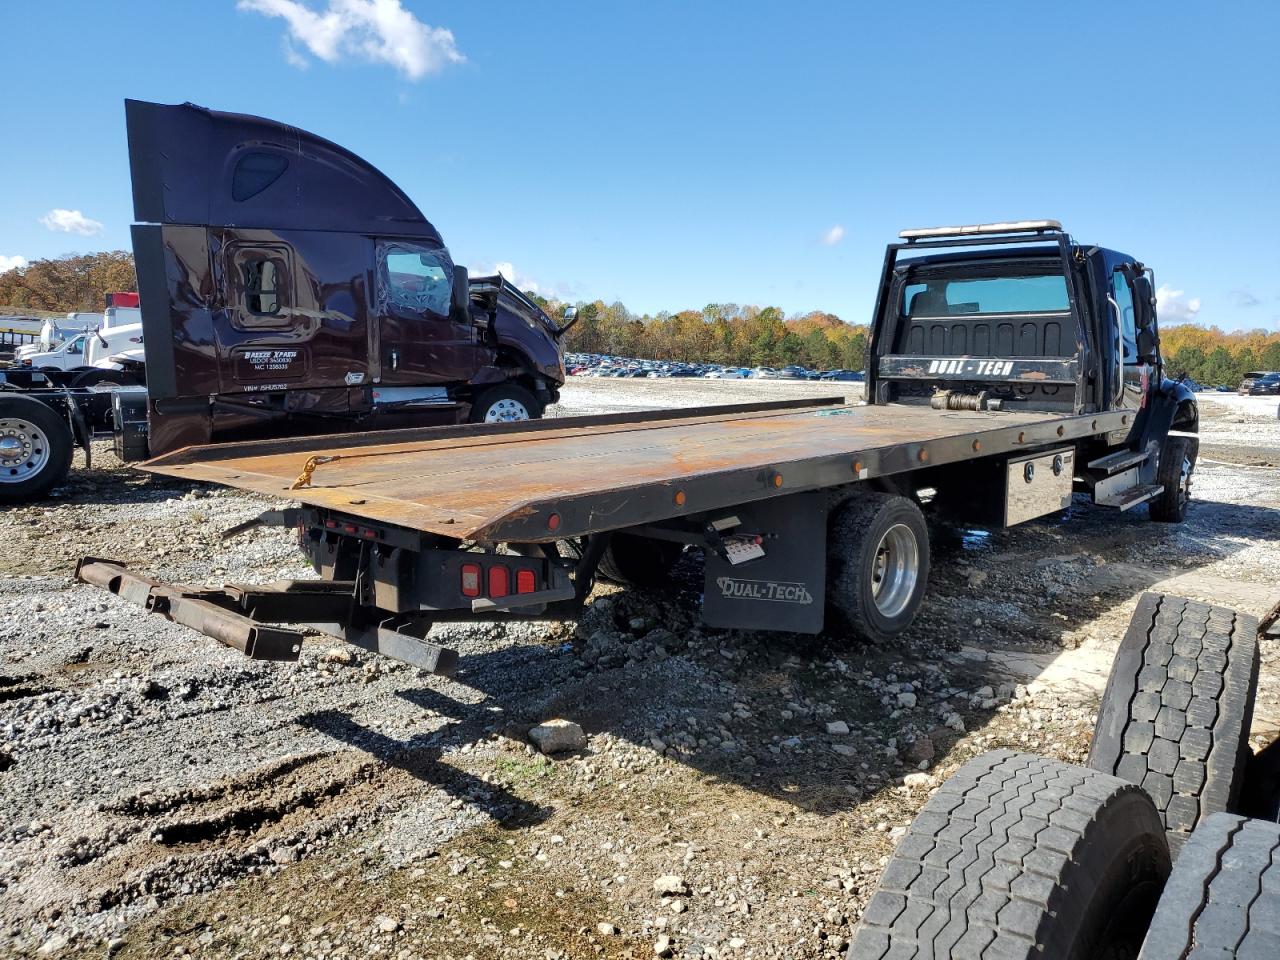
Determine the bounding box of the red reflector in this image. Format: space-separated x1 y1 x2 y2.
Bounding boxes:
546 513 561 531
460 563 481 598
516 569 536 594
324 519 338 529
342 523 358 534
362 528 376 539
488 566 510 598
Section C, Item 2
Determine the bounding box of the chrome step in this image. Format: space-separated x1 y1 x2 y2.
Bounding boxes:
1097 483 1164 511
1087 449 1149 473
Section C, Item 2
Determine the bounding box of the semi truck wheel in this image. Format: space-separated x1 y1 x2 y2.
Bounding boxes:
69 368 141 389
826 492 929 643
1089 593 1259 854
1136 813 1280 959
0 395 74 503
469 384 543 423
1149 435 1197 522
848 750 1170 960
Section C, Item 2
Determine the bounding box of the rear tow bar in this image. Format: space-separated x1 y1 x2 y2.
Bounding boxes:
76 558 305 661
74 557 461 675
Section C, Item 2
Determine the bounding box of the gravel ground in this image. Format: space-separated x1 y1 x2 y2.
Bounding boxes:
1 380 1277 960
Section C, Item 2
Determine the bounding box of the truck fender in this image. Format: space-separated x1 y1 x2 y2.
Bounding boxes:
1149 377 1199 435
1129 378 1198 483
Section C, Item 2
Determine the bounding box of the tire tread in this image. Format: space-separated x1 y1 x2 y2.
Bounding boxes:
1089 593 1259 853
848 750 1168 960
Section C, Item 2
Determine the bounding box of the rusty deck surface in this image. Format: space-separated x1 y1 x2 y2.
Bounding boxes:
144 402 1115 542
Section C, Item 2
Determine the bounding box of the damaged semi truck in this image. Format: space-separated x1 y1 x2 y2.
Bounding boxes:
81 219 1201 672
0 99 568 502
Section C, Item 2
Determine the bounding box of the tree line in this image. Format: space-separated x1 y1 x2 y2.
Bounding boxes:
538 299 871 370
3 251 1276 381
0 251 136 314
1160 324 1280 386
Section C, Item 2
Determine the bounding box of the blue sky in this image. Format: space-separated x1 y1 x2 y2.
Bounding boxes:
2 1 1278 331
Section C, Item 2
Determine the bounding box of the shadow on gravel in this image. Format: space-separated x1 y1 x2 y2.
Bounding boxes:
279 492 1280 819
295 708 552 829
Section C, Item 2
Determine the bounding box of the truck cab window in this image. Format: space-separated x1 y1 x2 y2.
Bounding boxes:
902 275 1069 316
378 242 454 318
67 335 84 355
244 260 281 316
1110 270 1137 363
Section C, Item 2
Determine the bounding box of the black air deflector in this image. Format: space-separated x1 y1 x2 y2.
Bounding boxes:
124 99 443 241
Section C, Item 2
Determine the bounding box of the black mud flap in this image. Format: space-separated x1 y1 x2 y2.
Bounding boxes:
701 490 827 634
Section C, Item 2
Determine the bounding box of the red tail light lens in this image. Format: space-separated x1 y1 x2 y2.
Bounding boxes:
460 563 481 598
516 569 536 594
488 566 510 598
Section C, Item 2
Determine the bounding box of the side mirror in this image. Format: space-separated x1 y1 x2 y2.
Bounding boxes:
1132 272 1156 330
452 265 469 319
1137 327 1159 364
560 306 579 333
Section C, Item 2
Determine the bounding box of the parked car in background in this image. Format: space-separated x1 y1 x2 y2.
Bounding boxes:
1239 371 1280 395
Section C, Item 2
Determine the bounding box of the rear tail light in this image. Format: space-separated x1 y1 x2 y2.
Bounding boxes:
516 569 536 594
488 566 510 598
460 563 481 598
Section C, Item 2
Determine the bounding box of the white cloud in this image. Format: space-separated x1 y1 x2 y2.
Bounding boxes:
470 260 541 295
239 0 464 80
1228 289 1261 309
0 255 28 274
39 208 103 236
1156 284 1201 325
821 224 846 246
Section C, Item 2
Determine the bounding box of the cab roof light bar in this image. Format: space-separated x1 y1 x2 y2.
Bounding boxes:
899 219 1064 241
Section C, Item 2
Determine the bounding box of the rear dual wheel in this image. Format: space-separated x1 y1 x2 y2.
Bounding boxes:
0 395 73 503
827 492 930 643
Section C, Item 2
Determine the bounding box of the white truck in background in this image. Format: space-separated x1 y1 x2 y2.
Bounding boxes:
13 312 103 362
13 297 145 385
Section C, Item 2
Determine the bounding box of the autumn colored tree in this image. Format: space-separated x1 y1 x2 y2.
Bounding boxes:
0 251 136 312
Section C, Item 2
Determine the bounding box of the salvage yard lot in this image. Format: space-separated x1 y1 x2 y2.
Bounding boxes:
1 381 1277 960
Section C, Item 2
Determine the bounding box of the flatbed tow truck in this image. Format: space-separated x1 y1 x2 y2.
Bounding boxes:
78 220 1200 673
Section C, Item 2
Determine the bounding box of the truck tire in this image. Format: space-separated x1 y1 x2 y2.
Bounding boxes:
1089 593 1259 854
1148 434 1196 522
469 384 543 423
1136 813 1280 959
558 534 683 590
827 492 929 643
848 749 1170 960
0 395 74 503
597 533 683 589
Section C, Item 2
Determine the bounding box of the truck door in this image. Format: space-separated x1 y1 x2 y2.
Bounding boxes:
222 241 312 388
375 240 477 385
1108 265 1151 412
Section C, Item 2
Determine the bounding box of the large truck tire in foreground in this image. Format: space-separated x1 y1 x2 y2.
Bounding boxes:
848 593 1280 960
0 99 568 503
78 220 1201 669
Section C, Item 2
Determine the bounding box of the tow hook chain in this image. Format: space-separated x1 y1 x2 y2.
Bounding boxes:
291 454 341 489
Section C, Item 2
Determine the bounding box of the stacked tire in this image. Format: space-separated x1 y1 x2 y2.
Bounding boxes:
1088 593 1259 854
847 591 1276 960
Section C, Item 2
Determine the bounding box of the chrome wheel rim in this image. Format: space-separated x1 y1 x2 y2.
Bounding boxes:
871 523 919 618
484 398 530 423
0 417 51 484
1178 455 1193 508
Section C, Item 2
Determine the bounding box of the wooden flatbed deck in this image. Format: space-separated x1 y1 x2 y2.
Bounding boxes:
143 400 1130 542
